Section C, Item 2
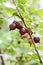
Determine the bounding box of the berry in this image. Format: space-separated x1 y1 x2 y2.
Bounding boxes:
9 23 16 30
25 27 33 35
15 22 23 29
19 27 26 35
27 37 32 46
33 37 40 43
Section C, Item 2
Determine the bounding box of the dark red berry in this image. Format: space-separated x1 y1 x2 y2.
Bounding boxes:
9 23 16 30
19 27 26 35
33 37 40 43
15 22 23 29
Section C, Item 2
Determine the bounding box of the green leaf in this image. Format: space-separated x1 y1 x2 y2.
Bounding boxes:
0 4 5 10
18 0 26 4
38 22 43 28
29 60 38 65
0 18 4 25
0 0 6 2
4 8 16 15
37 45 43 50
6 47 16 55
32 0 38 2
31 54 38 59
35 9 43 16
29 6 35 14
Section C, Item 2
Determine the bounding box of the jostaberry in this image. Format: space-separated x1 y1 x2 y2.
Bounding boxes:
33 37 40 43
15 22 23 29
19 27 26 35
9 23 16 30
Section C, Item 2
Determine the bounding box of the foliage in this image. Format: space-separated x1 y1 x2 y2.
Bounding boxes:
0 0 43 65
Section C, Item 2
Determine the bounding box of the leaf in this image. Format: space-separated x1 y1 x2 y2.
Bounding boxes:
35 9 43 16
31 54 38 59
18 4 25 11
29 60 38 65
37 45 43 50
6 47 16 55
17 0 27 11
29 6 35 14
0 4 5 10
0 0 6 2
32 0 38 2
18 0 26 4
4 8 16 15
38 22 43 28
0 18 4 25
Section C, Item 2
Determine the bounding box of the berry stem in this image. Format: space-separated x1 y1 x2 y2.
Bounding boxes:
12 0 42 63
0 49 5 65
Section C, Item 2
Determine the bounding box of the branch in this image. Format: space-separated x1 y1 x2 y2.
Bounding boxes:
12 0 27 27
29 35 42 63
12 0 42 64
0 49 5 65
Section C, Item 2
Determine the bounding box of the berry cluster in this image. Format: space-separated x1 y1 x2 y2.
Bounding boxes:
9 21 40 45
9 21 32 35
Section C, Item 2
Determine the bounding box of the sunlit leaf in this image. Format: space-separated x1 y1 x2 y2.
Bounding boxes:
35 9 43 16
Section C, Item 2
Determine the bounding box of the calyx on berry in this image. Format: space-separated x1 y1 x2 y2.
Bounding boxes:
33 37 40 43
9 23 16 30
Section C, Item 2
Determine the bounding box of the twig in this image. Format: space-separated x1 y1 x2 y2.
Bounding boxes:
0 49 5 65
12 0 42 63
12 0 27 27
29 35 42 63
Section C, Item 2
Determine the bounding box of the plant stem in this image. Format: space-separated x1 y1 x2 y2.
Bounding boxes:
12 0 27 27
0 49 5 65
12 0 42 63
29 35 42 63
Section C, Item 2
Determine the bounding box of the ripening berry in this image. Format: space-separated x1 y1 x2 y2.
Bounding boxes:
9 23 16 30
19 27 26 35
33 37 40 43
27 37 32 46
15 22 23 29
